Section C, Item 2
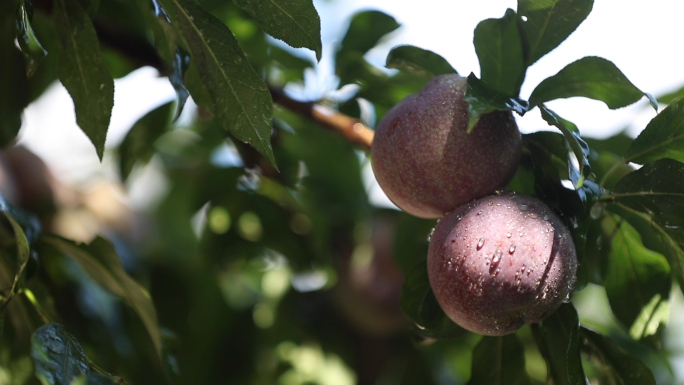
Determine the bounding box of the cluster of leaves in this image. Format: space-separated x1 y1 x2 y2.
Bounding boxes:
397 0 684 383
4 0 684 384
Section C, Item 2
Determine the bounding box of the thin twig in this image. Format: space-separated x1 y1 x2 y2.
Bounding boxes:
268 85 374 150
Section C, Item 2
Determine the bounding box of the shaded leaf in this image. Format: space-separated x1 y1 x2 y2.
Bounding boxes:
626 98 684 165
15 0 48 77
31 323 90 385
538 104 590 188
338 10 399 58
0 2 28 147
601 214 670 339
40 235 163 361
168 0 277 168
119 102 172 181
530 56 656 110
385 45 457 80
473 8 526 96
464 73 530 131
0 213 31 311
580 327 657 385
70 373 120 385
391 213 434 274
531 304 588 385
608 158 684 290
468 334 532 385
54 0 114 161
232 0 322 61
400 261 468 339
517 0 593 65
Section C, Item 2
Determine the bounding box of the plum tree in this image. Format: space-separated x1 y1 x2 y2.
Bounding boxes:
371 74 522 219
427 192 577 336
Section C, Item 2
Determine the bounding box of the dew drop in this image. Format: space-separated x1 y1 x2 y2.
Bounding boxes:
477 238 485 250
488 200 493 206
508 245 516 254
477 210 482 216
518 203 528 211
506 232 512 238
491 249 502 271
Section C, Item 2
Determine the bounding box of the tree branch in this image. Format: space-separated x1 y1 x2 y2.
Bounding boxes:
268 86 374 150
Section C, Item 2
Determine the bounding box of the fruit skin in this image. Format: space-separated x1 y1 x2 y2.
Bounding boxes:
371 74 521 219
427 193 577 336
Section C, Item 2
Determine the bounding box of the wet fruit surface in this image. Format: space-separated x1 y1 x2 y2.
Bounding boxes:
427 192 578 336
371 74 521 218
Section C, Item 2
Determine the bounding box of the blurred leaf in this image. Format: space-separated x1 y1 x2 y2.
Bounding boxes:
70 373 121 385
474 8 526 96
530 56 656 110
626 98 684 165
15 0 48 77
531 304 588 385
609 158 684 289
655 84 684 105
0 213 30 311
232 0 322 61
464 73 530 130
31 323 90 385
579 327 656 385
0 1 29 147
167 0 277 169
54 0 114 161
40 235 163 361
517 0 593 65
538 104 590 188
468 334 532 385
601 214 670 339
385 45 457 80
119 102 172 181
338 10 399 58
392 213 434 274
400 260 468 339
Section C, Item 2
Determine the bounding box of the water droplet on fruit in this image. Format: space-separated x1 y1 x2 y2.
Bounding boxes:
543 215 549 221
508 245 516 254
477 210 482 215
518 203 528 211
477 238 485 250
491 249 502 271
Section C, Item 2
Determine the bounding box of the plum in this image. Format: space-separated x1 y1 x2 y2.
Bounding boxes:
427 192 577 336
371 74 521 219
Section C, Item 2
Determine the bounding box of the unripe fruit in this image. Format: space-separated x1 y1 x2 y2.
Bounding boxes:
427 193 577 336
371 74 521 219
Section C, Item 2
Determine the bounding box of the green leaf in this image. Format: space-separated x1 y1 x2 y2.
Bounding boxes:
579 327 656 385
40 235 163 361
400 260 468 339
0 213 31 311
119 102 172 181
232 0 322 61
464 73 530 131
31 323 90 385
54 0 114 161
391 213 434 274
468 334 532 385
385 45 457 80
517 0 593 65
625 98 684 165
538 104 590 188
0 2 28 147
15 0 48 77
601 214 670 339
473 8 526 96
338 10 399 57
608 158 684 290
70 373 120 385
531 304 588 385
530 56 656 110
166 0 277 169
142 0 190 120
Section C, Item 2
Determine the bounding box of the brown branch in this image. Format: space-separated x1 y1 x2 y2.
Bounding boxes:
268 85 374 150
